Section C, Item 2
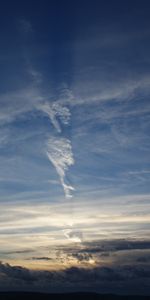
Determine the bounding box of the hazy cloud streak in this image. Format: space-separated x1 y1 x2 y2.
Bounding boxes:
38 102 71 133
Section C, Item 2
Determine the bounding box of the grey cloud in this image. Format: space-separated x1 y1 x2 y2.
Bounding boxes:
83 239 150 254
0 261 150 294
136 255 150 263
0 262 35 283
0 250 35 255
71 252 92 262
53 239 150 269
55 239 150 255
30 257 52 261
56 239 150 266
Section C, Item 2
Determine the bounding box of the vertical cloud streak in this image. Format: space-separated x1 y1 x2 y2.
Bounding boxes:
47 136 74 198
38 102 71 133
37 99 74 198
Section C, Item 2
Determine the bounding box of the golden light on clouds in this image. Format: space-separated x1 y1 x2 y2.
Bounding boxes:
0 194 150 270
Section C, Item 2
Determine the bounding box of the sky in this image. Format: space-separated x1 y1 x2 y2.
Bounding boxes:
0 0 150 294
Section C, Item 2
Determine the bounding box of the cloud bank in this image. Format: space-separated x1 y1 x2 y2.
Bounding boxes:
0 260 150 294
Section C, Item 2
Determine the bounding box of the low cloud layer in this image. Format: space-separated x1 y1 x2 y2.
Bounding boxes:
0 260 150 294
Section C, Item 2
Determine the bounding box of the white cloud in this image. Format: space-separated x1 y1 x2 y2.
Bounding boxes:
47 137 74 198
70 75 150 107
38 101 71 133
63 229 83 243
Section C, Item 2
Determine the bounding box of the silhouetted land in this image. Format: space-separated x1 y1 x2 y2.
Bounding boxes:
0 292 149 300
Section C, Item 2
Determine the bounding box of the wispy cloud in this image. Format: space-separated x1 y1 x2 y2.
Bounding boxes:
63 229 83 243
38 101 71 133
0 87 43 125
47 137 74 198
27 67 43 85
0 11 150 269
18 18 33 34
